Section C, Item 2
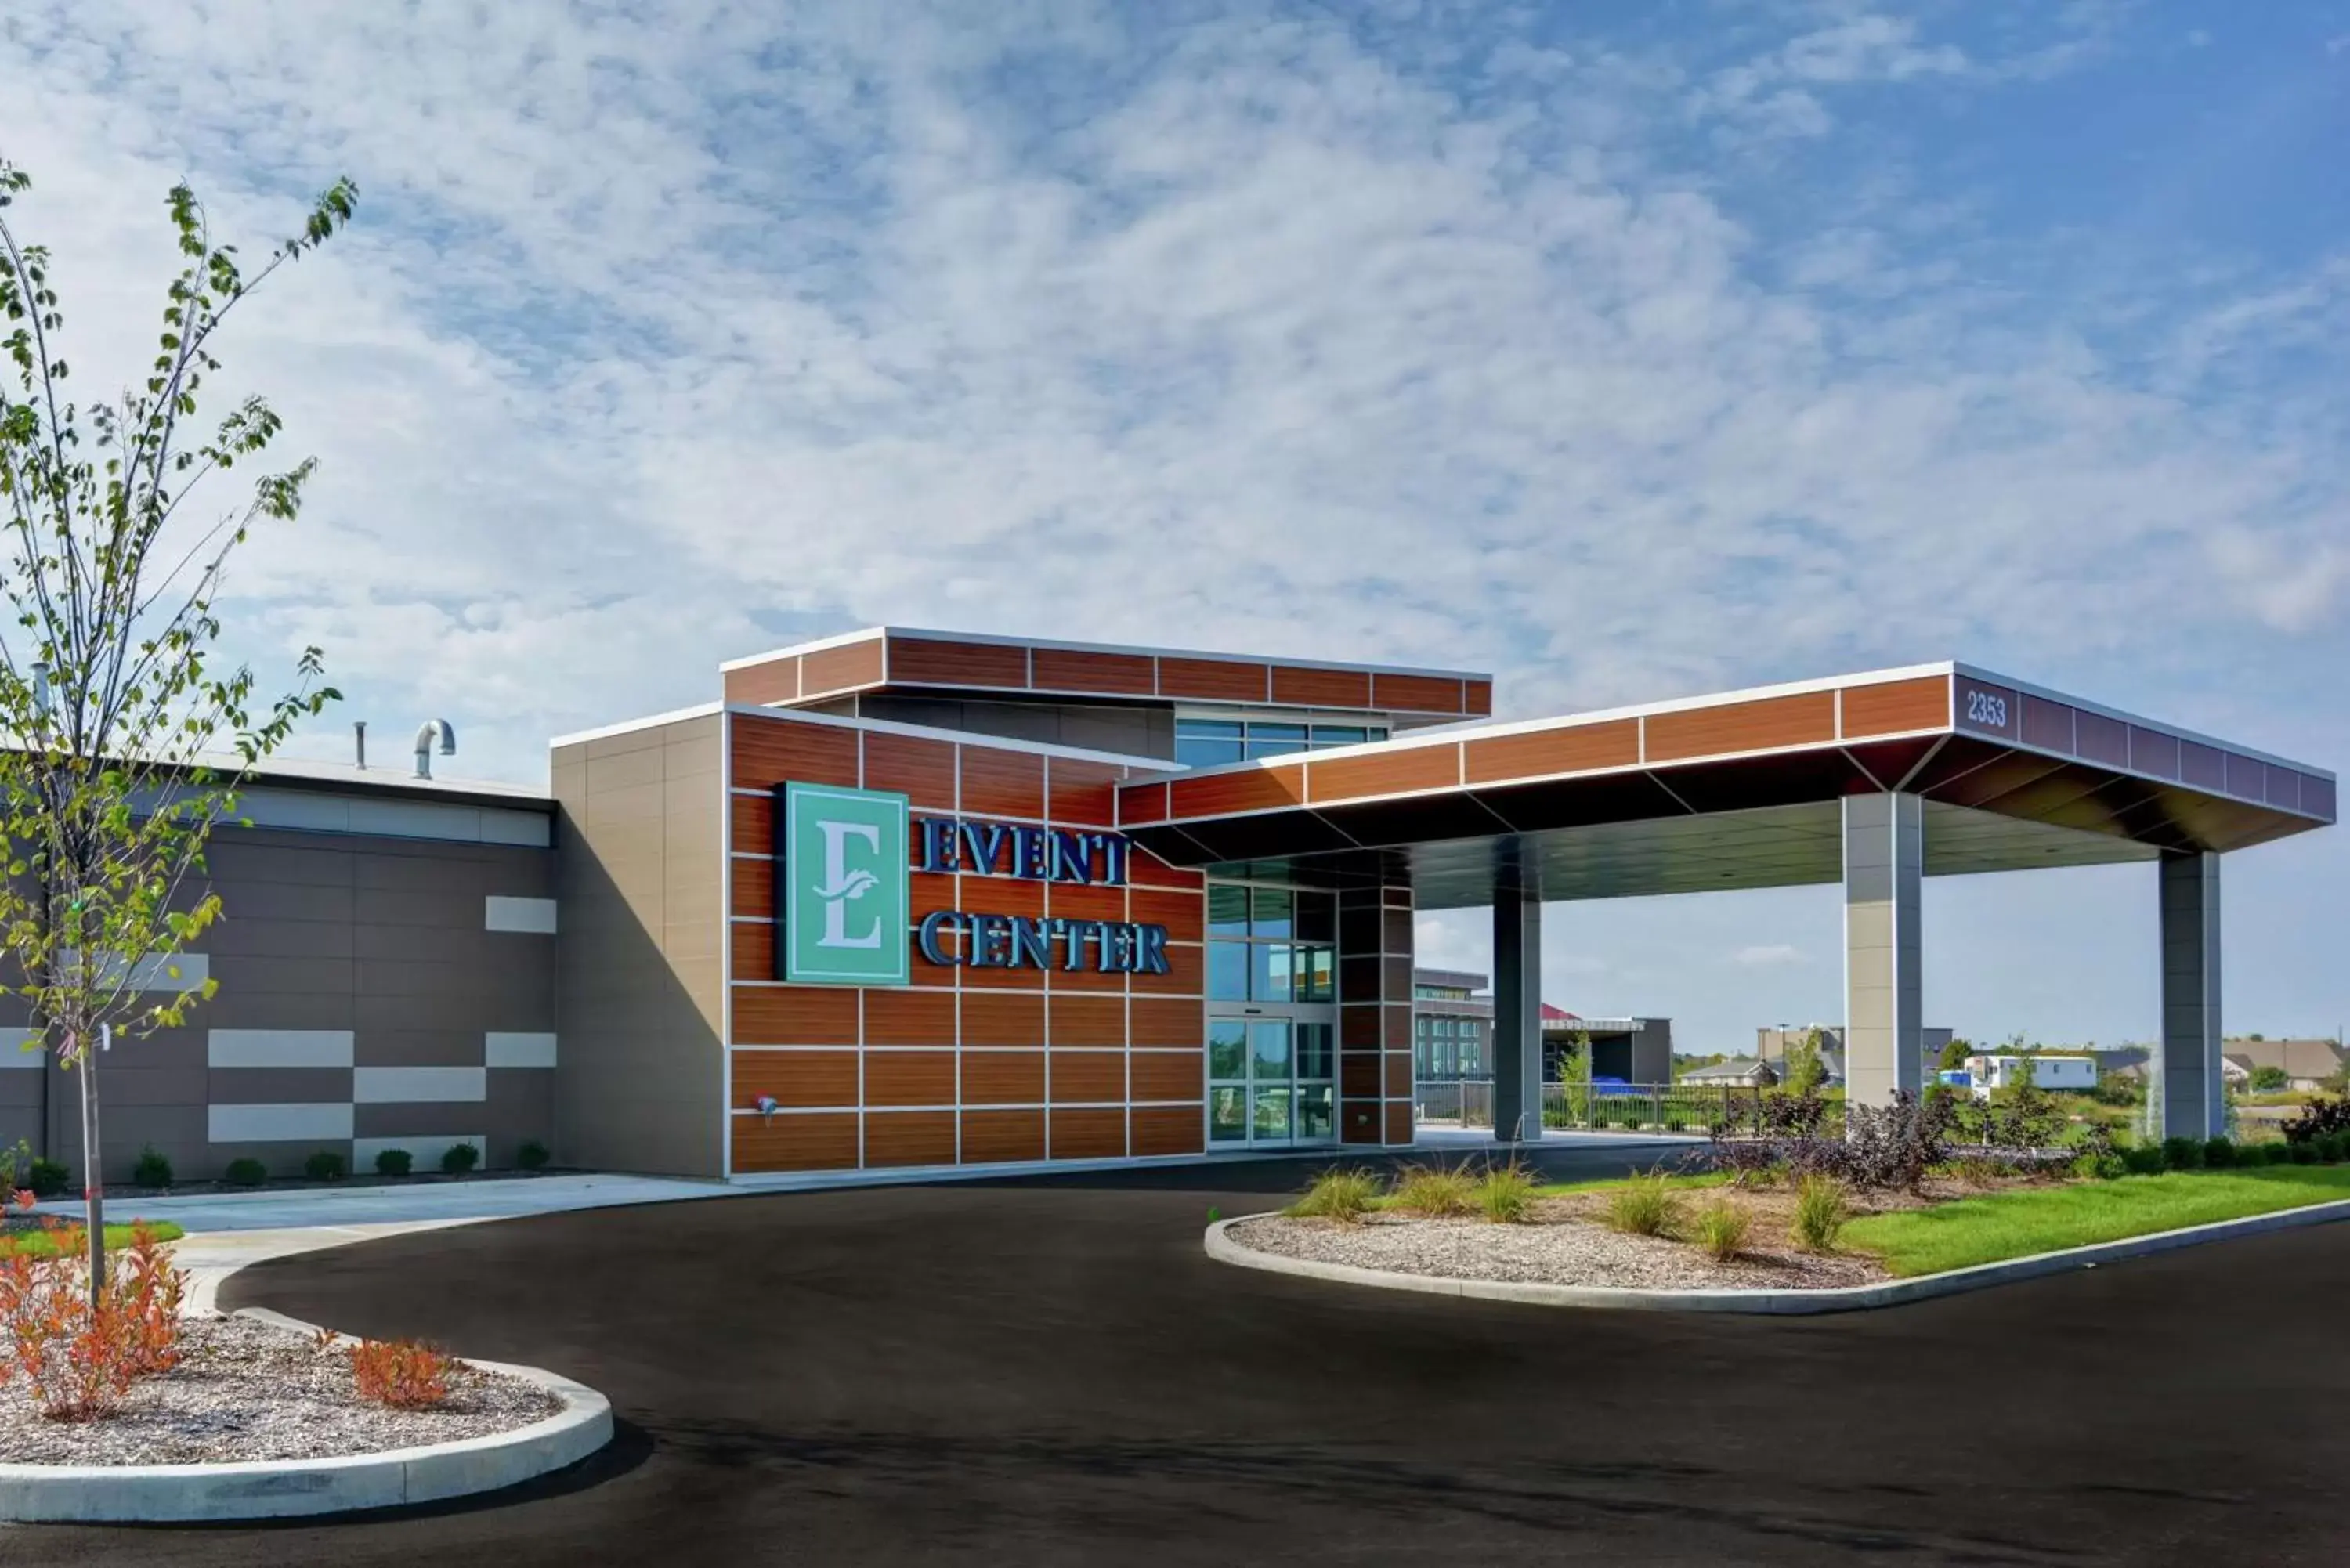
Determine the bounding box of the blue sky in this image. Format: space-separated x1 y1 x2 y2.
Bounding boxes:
5 1 2344 1052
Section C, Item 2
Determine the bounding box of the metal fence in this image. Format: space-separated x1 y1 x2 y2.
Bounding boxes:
1413 1079 1761 1135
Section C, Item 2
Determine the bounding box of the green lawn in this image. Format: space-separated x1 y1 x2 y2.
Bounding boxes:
1843 1167 2350 1277
0 1219 186 1259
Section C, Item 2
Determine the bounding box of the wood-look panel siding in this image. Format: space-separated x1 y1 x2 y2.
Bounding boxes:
1462 720 1640 785
1157 657 1267 703
1047 757 1126 827
1463 679 1494 717
1371 673 1463 714
1130 1050 1202 1102
1271 665 1372 709
2129 727 2182 781
960 1109 1044 1163
961 1051 1045 1104
732 1111 857 1172
2019 695 2074 753
1166 764 1307 820
2075 710 2129 768
732 985 858 1045
863 1051 956 1106
1049 1108 1125 1159
1644 692 1835 762
1128 887 1204 941
960 747 1046 819
730 715 858 790
1047 995 1126 1046
862 732 959 808
731 1049 857 1108
862 1111 956 1167
800 638 885 697
960 992 1045 1047
1308 745 1459 802
725 656 800 705
1839 677 1948 739
1131 1105 1203 1157
1046 880 1128 922
729 854 774 919
887 637 1028 690
1031 648 1154 695
1117 781 1170 826
862 988 956 1046
729 791 772 857
1130 998 1204 1048
1048 1051 1126 1103
1129 847 1203 889
1132 942 1202 996
731 919 774 981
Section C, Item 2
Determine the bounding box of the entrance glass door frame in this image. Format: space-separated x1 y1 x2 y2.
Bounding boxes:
1209 1000 1340 1150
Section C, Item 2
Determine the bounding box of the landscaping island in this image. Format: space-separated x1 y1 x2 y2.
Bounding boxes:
1217 1089 2350 1306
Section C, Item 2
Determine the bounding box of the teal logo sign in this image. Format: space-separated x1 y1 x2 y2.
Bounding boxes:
779 782 909 985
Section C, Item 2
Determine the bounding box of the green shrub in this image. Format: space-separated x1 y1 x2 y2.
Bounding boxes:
1286 1166 1381 1223
2121 1144 2167 1176
304 1149 347 1182
2289 1140 2320 1165
374 1147 414 1178
132 1145 173 1188
1605 1174 1683 1237
27 1157 68 1198
1390 1162 1476 1217
2315 1133 2349 1164
2265 1140 2300 1165
1694 1196 1751 1261
2203 1136 2236 1169
1790 1174 1849 1252
2162 1136 2204 1170
2073 1151 2128 1180
439 1142 481 1176
516 1140 551 1172
224 1157 267 1187
1474 1164 1541 1223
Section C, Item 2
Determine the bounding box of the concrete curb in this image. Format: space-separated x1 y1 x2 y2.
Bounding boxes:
1204 1194 2350 1315
0 1307 613 1523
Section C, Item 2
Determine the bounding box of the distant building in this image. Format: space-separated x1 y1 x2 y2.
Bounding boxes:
1679 1057 1777 1087
2221 1038 2346 1091
1757 1024 1954 1085
1964 1054 2098 1096
1412 970 1493 1081
1412 970 1672 1085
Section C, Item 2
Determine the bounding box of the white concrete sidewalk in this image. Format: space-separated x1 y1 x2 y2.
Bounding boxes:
37 1172 732 1236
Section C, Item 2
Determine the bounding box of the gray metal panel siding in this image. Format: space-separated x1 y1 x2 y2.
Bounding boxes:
38 824 557 1183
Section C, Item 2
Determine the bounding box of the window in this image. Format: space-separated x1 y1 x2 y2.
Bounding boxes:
1206 884 1336 1004
1177 716 1390 766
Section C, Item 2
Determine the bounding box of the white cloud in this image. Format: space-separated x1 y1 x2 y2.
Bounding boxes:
0 0 2337 800
1732 944 1806 968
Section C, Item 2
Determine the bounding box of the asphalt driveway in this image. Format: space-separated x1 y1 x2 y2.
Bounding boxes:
11 1147 2349 1566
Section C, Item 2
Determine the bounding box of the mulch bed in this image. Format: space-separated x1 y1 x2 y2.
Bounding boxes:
0 1315 563 1466
1232 1176 2055 1293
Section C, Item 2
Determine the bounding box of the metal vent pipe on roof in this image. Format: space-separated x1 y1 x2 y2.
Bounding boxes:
413 718 456 779
354 721 367 771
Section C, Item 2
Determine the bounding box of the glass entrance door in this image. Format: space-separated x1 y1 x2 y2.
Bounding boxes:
1209 1016 1336 1148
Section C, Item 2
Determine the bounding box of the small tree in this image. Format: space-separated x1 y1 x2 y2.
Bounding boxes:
2248 1065 2290 1093
1937 1035 1972 1073
1784 1027 1828 1097
0 154 352 1297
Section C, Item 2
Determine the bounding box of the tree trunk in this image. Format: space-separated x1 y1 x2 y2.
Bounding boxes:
77 1041 106 1302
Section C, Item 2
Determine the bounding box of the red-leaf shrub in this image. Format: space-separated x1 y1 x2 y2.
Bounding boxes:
0 1223 187 1420
347 1337 455 1407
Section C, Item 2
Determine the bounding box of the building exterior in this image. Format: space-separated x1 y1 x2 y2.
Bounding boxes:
0 760 558 1182
1758 1024 1954 1086
2218 1038 2345 1091
1679 1057 1777 1087
1410 970 1492 1082
9 631 2334 1183
1964 1054 2099 1096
